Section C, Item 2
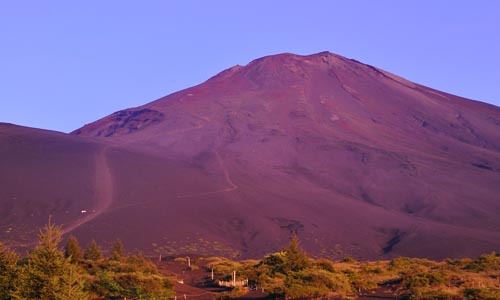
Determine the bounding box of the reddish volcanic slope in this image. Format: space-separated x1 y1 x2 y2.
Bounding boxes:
0 124 101 246
2 52 500 259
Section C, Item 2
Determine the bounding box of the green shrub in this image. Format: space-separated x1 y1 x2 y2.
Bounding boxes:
389 257 418 272
404 289 457 300
0 243 20 300
361 265 383 274
315 258 335 272
462 287 500 300
403 270 448 289
342 256 356 263
259 252 286 274
465 252 500 272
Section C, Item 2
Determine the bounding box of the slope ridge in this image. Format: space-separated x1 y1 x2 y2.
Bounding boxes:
2 52 500 259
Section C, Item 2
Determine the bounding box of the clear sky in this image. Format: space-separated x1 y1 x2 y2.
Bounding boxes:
1 1 499 133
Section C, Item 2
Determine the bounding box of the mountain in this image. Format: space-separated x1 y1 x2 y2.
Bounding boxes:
2 52 500 259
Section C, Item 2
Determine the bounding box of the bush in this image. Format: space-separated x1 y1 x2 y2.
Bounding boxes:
315 258 335 272
465 252 500 272
345 269 378 291
342 256 356 263
259 252 286 274
403 270 448 289
462 287 500 300
0 243 19 300
284 268 352 298
389 257 418 272
403 289 457 300
361 265 383 274
91 261 173 300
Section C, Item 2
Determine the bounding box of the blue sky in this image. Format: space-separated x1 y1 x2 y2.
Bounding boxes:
1 1 499 133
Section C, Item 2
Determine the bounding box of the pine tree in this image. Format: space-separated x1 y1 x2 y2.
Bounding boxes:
58 264 89 300
0 243 19 300
64 235 82 263
83 239 102 261
110 239 124 261
18 219 88 300
284 232 309 272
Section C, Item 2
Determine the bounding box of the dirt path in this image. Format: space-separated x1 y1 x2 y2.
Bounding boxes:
214 151 237 190
63 146 114 235
177 151 238 199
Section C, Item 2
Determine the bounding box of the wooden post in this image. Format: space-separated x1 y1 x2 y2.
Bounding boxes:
158 254 162 262
233 270 236 286
187 256 191 268
211 268 214 280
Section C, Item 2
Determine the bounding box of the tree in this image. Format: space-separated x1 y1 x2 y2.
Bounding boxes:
0 243 19 300
18 219 88 300
91 254 174 299
284 232 309 272
58 265 89 300
64 236 82 263
110 239 124 261
83 240 102 261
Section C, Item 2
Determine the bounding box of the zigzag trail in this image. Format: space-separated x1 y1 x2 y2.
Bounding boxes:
177 151 238 199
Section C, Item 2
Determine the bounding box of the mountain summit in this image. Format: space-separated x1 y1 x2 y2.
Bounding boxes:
2 52 500 259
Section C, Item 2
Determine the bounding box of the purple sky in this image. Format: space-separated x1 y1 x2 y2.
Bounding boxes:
1 1 499 133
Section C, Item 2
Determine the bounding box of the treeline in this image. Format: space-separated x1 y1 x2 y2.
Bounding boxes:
2 223 499 300
0 221 173 300
205 234 500 300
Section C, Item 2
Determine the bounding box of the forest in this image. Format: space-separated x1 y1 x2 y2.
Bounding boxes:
1 222 499 300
